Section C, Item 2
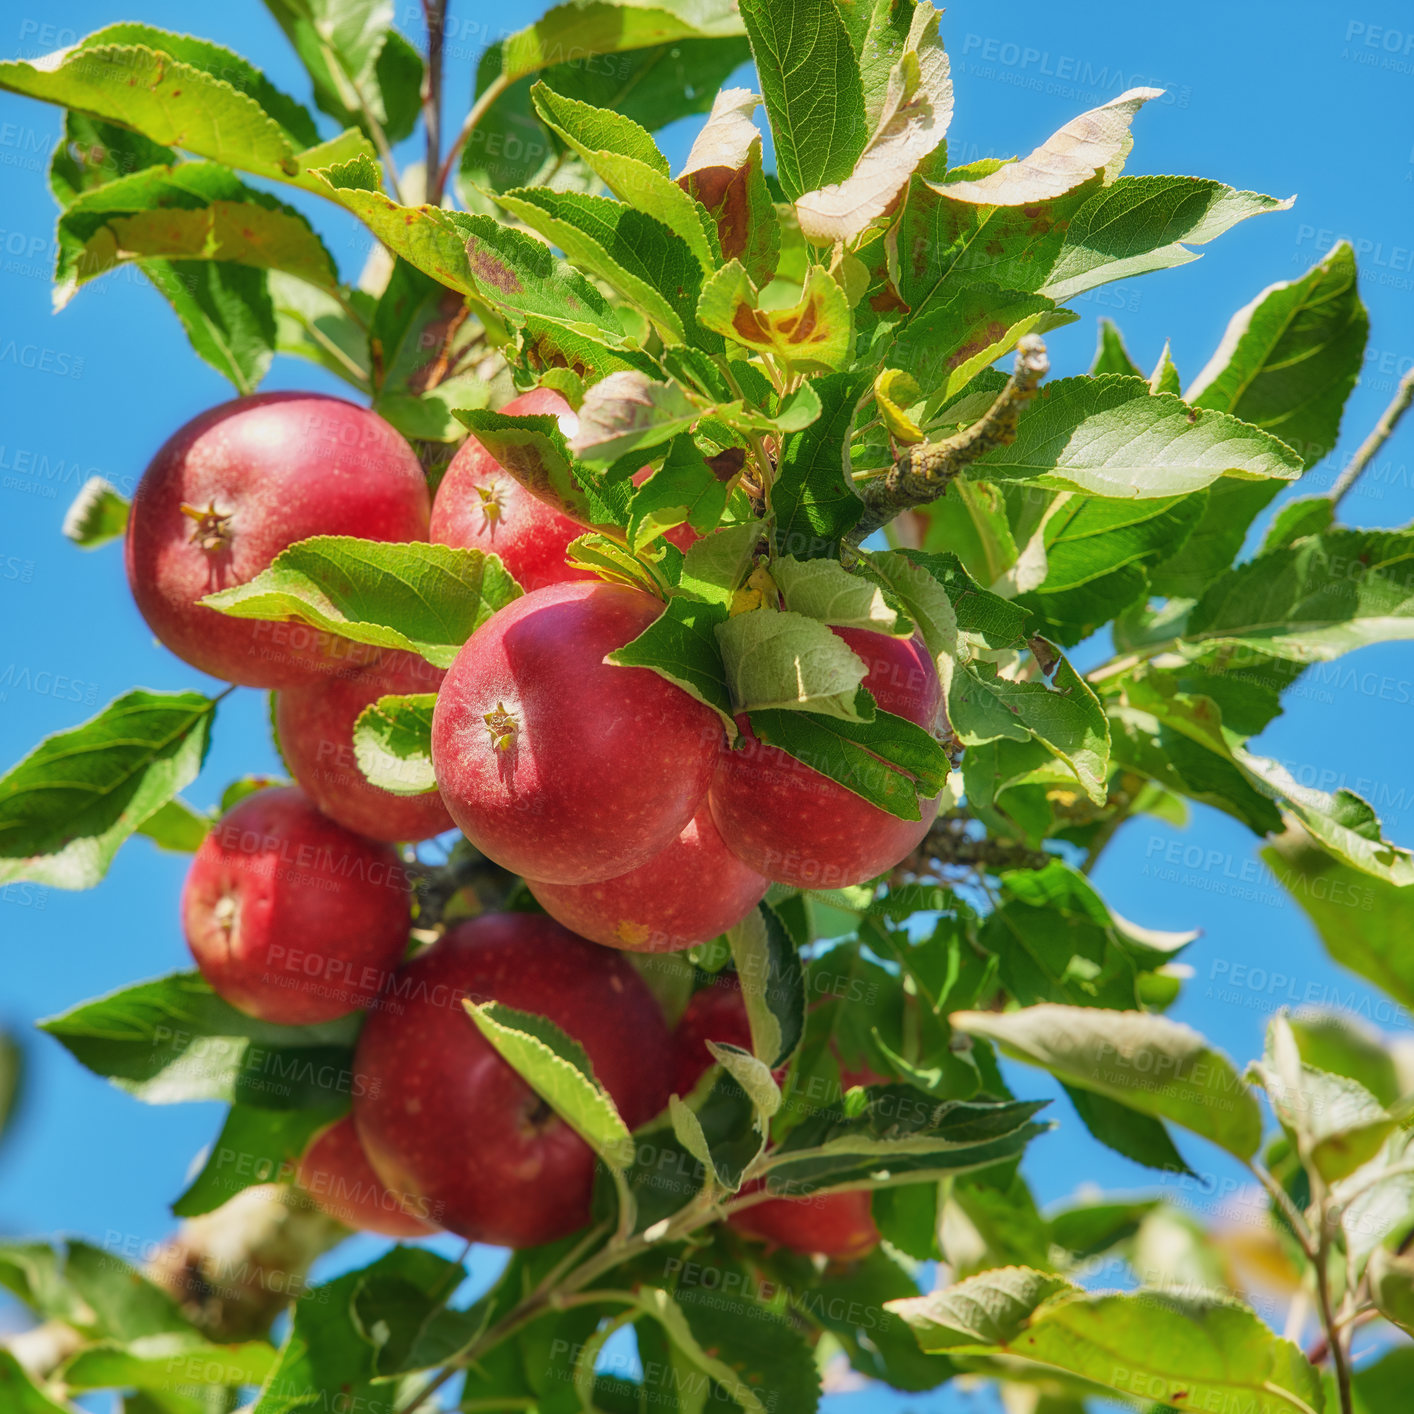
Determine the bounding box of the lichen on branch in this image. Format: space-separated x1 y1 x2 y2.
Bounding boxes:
850 335 1051 541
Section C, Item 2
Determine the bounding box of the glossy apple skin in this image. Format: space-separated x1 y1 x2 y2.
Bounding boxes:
276 649 453 843
527 802 767 952
126 394 430 688
670 980 881 1260
431 580 721 884
296 1115 438 1238
182 787 411 1024
431 387 597 592
352 914 672 1248
709 629 944 889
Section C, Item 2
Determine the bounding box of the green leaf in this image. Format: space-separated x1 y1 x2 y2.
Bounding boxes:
948 650 1110 805
1151 242 1367 597
54 162 338 307
628 437 731 550
1190 240 1367 465
1261 496 1335 554
136 797 211 853
49 109 176 206
1150 340 1182 396
1254 1014 1396 1184
314 169 625 342
679 520 763 608
143 258 277 394
606 595 734 732
263 0 424 145
638 1286 820 1414
1106 677 1284 836
455 407 614 527
678 86 779 285
1234 750 1414 885
0 1351 71 1414
1181 528 1414 663
698 261 852 372
748 705 950 821
0 1032 21 1151
977 862 1146 1010
351 693 437 796
726 903 804 1069
253 1248 462 1414
531 83 719 272
466 1001 635 1169
793 1246 956 1392
62 1333 278 1393
795 5 952 246
62 476 129 548
952 1004 1263 1160
770 371 866 557
498 186 708 347
0 27 376 198
1263 835 1414 1012
971 376 1303 499
772 554 906 633
1016 492 1206 646
889 281 1069 409
498 1 746 84
571 371 700 467
763 1089 1049 1194
889 1276 1321 1414
173 1104 342 1217
1089 320 1141 376
1040 176 1295 303
202 536 522 670
1287 1009 1400 1107
1063 1082 1192 1174
860 549 959 681
366 260 487 438
270 270 371 391
717 609 871 720
0 689 215 890
739 0 867 203
932 88 1159 206
890 1266 1074 1348
40 971 361 1107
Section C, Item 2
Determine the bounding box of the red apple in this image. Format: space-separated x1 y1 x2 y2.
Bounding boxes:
431 387 597 592
276 649 452 843
182 786 411 1024
709 629 944 888
126 393 430 688
526 802 767 952
669 978 881 1260
431 580 721 884
730 1187 879 1261
669 976 755 1096
352 914 671 1247
296 1115 438 1238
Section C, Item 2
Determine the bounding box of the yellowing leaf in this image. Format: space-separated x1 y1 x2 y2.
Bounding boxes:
796 5 953 245
931 87 1162 206
698 261 852 372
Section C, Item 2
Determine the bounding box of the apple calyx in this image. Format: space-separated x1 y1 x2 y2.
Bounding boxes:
482 702 519 751
180 500 234 553
474 483 504 528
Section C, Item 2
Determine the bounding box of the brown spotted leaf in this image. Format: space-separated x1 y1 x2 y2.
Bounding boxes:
698 261 852 373
929 87 1162 206
796 6 953 246
678 87 779 284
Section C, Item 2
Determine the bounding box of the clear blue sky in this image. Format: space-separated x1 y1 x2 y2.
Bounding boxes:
1 2 1411 1409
